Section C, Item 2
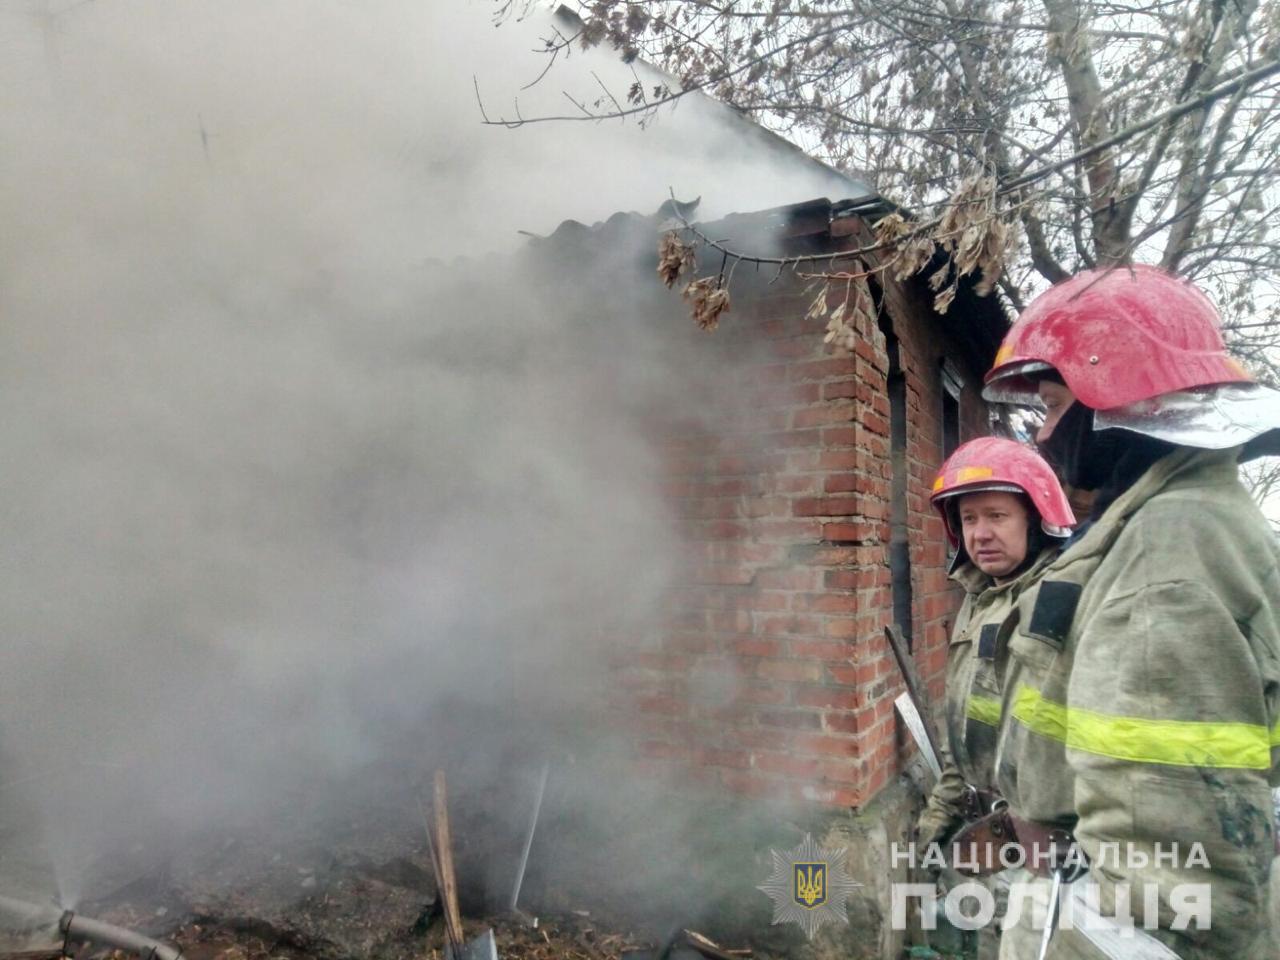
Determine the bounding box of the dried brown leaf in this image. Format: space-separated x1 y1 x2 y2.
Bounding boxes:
934 283 957 314
683 276 731 330
657 232 696 288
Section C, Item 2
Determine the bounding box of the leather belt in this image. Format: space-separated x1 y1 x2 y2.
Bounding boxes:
948 800 1081 878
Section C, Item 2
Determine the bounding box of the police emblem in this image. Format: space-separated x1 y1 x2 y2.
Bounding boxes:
793 863 826 908
758 834 860 939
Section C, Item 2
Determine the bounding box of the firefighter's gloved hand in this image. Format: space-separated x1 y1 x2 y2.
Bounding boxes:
915 810 961 853
912 811 960 883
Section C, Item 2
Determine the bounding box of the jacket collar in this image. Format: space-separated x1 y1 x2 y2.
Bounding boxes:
949 545 1060 598
1059 446 1242 563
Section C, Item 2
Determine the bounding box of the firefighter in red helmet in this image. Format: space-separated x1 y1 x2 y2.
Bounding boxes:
982 265 1280 960
917 437 1075 958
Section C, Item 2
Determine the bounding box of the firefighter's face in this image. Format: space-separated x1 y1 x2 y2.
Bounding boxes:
1036 380 1076 443
959 491 1030 579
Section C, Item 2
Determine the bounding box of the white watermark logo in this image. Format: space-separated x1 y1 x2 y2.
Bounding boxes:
887 841 1214 934
891 879 1212 934
757 833 862 939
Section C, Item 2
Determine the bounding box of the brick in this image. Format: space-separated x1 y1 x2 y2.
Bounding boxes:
755 382 823 406
754 752 822 778
695 702 755 724
696 747 751 769
761 428 822 450
823 711 860 734
755 568 821 590
699 478 752 497
735 683 790 705
774 474 820 495
636 695 688 716
825 664 862 686
792 734 859 757
729 591 789 612
753 519 823 541
789 358 856 382
709 611 755 633
757 659 824 683
820 380 860 401
820 759 864 784
824 473 882 495
824 617 864 640
792 402 856 428
625 652 692 672
716 543 788 564
823 521 877 543
817 451 859 470
663 632 719 654
730 637 783 658
757 709 822 730
794 784 862 807
691 565 756 586
688 656 753 681
791 592 856 614
718 769 782 798
862 411 890 436
796 686 861 710
759 614 822 636
694 521 751 540
821 426 859 447
789 640 853 661
639 740 688 760
854 337 885 369
770 338 819 360
740 497 789 519
792 544 861 566
727 728 793 751
824 569 880 590
761 319 786 339
792 496 861 518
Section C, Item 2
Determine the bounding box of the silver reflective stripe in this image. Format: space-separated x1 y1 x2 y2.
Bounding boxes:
1093 382 1280 449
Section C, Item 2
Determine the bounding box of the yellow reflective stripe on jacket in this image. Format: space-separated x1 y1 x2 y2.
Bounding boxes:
966 695 1001 727
1273 719 1280 747
1013 686 1273 770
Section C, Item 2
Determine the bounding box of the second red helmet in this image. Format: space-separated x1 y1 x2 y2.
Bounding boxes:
931 437 1076 548
982 265 1251 410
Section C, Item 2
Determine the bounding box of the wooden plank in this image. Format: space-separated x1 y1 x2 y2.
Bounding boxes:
433 770 465 954
883 624 942 760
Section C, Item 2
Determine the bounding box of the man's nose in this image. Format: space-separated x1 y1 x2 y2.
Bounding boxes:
1037 410 1059 445
971 520 994 541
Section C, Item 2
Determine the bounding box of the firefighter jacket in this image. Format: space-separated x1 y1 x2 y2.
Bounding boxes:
995 446 1280 960
917 546 1060 846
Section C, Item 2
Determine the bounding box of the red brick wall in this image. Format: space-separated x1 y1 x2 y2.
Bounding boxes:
615 224 995 808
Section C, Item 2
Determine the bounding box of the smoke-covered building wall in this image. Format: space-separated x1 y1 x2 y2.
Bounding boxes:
525 198 1004 810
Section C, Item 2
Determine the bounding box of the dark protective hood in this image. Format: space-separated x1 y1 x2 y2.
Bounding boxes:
1037 401 1177 518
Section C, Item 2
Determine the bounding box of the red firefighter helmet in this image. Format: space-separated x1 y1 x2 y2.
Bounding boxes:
931 437 1076 548
983 265 1252 410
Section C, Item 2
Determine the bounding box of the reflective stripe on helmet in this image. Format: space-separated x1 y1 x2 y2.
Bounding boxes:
1013 685 1273 770
933 465 997 493
981 360 1054 405
932 481 1024 501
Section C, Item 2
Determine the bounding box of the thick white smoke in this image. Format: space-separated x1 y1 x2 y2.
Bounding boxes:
0 0 865 913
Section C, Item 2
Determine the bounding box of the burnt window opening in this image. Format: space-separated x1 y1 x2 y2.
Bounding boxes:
940 359 964 459
877 307 914 650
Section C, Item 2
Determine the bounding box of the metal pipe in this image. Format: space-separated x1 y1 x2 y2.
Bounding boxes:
62 912 182 960
0 894 181 960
